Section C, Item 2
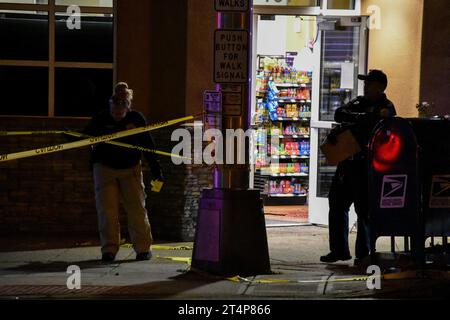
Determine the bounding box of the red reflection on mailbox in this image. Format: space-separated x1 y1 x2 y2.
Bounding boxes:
372 129 403 172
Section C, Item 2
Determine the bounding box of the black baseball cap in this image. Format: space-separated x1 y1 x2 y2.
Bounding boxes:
358 69 388 87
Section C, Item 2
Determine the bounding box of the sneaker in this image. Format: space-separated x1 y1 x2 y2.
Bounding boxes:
320 252 352 263
136 251 152 261
102 252 116 263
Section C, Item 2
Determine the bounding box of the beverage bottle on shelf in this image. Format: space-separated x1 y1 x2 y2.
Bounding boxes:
294 181 301 195
278 180 284 194
275 181 281 194
291 142 297 156
299 127 304 135
285 142 291 156
284 180 291 194
274 181 280 194
301 186 307 195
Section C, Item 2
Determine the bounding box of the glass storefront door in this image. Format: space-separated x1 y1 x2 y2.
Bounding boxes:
309 16 368 225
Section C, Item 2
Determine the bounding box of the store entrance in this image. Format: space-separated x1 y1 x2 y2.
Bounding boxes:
250 14 368 226
251 15 317 224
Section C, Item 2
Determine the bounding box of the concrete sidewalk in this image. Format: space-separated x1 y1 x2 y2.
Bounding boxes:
0 225 449 300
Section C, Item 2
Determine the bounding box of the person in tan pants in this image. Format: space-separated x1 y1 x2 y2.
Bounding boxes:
84 84 163 262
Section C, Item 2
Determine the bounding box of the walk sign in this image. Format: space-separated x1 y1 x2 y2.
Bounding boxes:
215 0 249 12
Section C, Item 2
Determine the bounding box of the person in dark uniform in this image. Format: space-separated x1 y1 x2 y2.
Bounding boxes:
85 88 163 263
320 70 397 265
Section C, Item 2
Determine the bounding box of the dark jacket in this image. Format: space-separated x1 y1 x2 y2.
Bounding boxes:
334 94 397 155
84 110 163 178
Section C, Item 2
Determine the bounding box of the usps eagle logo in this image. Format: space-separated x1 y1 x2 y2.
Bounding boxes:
380 175 408 209
430 175 450 209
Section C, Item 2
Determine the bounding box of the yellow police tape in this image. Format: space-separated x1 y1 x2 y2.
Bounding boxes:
228 270 450 284
156 256 193 264
119 244 450 283
121 243 193 251
159 256 449 284
227 275 380 285
0 130 67 136
63 131 192 161
0 116 194 163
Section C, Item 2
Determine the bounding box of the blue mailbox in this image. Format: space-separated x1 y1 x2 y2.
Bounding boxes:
368 117 450 264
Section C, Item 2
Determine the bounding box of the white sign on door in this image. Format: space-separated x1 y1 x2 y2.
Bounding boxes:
214 30 249 83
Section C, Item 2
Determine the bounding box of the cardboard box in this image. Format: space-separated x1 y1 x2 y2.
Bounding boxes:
320 129 362 165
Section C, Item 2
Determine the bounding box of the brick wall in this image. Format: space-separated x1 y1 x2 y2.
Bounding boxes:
147 126 214 241
0 117 93 236
0 117 213 242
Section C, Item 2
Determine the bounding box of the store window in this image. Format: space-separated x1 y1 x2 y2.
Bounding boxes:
55 12 113 63
0 66 48 116
0 0 114 117
0 11 48 60
55 68 112 117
